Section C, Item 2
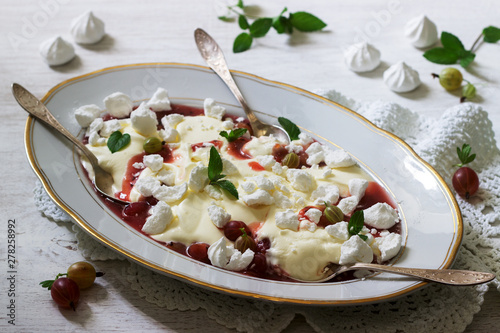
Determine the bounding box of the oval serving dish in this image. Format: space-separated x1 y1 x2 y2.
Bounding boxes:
24 63 462 305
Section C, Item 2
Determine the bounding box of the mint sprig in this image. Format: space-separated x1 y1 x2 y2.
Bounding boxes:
219 1 326 53
423 26 500 68
219 128 247 142
348 211 368 241
107 131 130 153
208 146 239 199
454 143 476 167
278 117 301 141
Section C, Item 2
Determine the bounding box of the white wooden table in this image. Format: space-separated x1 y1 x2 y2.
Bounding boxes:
1 0 499 331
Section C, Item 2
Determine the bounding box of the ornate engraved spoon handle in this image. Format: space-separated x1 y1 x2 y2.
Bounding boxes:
12 83 99 166
194 28 261 127
346 263 495 285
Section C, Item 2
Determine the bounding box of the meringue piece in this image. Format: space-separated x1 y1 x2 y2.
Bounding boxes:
70 11 105 44
383 61 421 93
39 36 75 66
404 15 438 48
130 102 158 136
103 92 133 118
147 88 172 111
344 42 381 73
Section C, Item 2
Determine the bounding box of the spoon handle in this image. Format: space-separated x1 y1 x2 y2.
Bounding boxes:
194 29 261 128
350 263 495 286
12 83 99 166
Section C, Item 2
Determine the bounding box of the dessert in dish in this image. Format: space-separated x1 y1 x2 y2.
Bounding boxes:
75 88 402 282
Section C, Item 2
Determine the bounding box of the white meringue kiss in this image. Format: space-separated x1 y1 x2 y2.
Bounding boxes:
39 36 75 66
344 42 381 73
383 61 421 93
404 15 438 48
71 11 106 44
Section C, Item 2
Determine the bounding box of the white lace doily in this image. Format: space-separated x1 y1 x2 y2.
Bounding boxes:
34 91 500 333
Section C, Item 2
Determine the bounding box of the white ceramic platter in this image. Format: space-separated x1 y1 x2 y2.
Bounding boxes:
24 63 462 305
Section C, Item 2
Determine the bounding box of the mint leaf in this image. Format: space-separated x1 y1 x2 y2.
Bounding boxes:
238 15 249 30
289 11 327 32
460 52 476 68
213 180 239 199
483 26 500 43
423 47 459 64
348 210 365 237
208 146 223 181
441 32 466 54
207 146 239 199
250 18 273 38
107 131 130 153
233 32 253 53
278 117 300 141
220 128 247 142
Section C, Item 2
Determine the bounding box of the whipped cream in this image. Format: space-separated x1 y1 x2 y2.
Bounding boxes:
383 61 421 93
77 91 402 281
344 42 381 73
39 36 75 66
70 11 105 44
404 15 438 48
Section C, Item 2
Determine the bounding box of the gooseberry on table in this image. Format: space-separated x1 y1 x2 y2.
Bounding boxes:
434 67 463 91
50 278 80 311
40 261 103 310
431 67 477 102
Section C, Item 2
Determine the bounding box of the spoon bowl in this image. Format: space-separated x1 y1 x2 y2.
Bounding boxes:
293 262 495 286
12 83 128 204
194 28 290 143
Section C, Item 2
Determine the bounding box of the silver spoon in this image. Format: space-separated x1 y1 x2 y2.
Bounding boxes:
293 262 495 286
12 83 128 204
194 28 290 143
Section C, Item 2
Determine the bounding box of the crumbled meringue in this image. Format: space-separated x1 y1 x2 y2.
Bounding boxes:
207 237 254 271
383 61 421 93
39 36 75 66
404 15 438 48
103 92 133 118
70 11 106 44
344 42 381 72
